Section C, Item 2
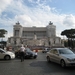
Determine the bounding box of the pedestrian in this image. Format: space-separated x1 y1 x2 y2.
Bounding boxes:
20 45 25 62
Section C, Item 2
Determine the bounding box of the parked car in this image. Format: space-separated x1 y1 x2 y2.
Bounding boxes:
46 48 75 67
15 48 37 59
42 48 50 53
0 48 15 60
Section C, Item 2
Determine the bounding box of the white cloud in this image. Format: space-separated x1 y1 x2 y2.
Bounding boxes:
0 0 13 14
15 15 33 27
28 0 52 5
0 0 75 40
63 14 75 27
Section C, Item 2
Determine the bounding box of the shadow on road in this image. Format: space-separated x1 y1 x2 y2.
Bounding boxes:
30 60 75 74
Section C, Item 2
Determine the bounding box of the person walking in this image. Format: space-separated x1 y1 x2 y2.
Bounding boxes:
20 45 25 62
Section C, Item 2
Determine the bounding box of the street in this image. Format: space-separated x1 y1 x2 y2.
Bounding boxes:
0 51 75 75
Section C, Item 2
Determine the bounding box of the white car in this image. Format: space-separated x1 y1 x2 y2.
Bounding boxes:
0 48 15 60
46 48 75 67
42 48 50 53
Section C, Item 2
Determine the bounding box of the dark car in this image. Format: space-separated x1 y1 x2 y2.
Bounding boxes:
15 48 37 59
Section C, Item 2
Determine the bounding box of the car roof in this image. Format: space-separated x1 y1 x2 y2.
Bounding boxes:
51 48 68 50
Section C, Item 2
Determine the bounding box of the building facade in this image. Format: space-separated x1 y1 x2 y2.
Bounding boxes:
7 21 64 47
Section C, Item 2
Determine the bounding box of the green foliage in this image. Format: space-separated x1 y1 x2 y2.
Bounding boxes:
0 29 7 38
61 29 75 38
64 41 68 47
61 29 75 49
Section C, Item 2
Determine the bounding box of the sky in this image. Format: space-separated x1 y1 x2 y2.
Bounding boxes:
0 0 75 41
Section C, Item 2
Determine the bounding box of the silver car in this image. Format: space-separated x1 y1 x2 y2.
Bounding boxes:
46 48 75 67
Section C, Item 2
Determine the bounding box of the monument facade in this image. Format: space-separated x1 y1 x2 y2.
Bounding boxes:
7 21 64 47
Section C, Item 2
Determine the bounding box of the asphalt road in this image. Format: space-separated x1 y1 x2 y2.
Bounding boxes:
0 52 75 75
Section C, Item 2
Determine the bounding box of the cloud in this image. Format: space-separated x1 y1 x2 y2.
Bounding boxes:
63 14 75 27
0 0 60 27
15 15 33 27
0 0 75 40
0 0 13 15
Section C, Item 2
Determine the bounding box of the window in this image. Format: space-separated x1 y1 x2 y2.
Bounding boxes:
50 49 54 53
53 49 58 54
0 50 5 53
14 30 19 36
50 49 58 54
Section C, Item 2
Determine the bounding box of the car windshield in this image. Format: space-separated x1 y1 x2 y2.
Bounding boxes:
59 48 74 54
0 48 6 53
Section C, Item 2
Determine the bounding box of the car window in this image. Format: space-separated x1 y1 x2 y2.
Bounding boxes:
26 48 31 52
0 48 6 52
0 50 5 53
49 49 54 53
53 49 58 54
50 49 58 54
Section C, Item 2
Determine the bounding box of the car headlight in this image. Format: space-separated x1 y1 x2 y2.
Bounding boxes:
67 58 75 62
67 58 72 62
11 53 15 56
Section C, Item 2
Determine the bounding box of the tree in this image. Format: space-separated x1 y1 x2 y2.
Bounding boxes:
0 29 7 48
61 29 75 48
0 41 7 49
0 29 7 38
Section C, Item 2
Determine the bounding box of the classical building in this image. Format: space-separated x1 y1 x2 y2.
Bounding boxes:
7 21 64 47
